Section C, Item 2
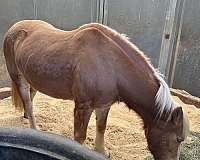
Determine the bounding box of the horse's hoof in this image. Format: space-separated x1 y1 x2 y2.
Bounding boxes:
95 148 111 159
23 113 28 119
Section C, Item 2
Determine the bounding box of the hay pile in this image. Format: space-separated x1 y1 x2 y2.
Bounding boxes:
0 91 200 160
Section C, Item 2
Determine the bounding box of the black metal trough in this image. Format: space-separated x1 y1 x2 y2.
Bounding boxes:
0 127 108 160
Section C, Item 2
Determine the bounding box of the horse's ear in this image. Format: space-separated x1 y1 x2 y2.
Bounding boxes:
171 107 183 126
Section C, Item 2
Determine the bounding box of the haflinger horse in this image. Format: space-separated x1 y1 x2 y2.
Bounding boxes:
4 20 189 159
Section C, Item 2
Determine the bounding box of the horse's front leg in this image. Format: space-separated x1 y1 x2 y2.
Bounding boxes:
74 102 93 144
95 107 111 154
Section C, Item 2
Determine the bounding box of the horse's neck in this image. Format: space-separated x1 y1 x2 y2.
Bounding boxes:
118 70 159 123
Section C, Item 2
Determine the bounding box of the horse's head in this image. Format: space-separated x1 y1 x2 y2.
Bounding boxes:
145 106 189 160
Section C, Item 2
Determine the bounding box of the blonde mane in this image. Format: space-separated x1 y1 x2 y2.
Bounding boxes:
154 71 177 119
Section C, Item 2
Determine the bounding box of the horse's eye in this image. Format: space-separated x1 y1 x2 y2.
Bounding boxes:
177 136 184 143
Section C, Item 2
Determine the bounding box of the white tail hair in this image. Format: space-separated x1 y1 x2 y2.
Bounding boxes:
154 71 177 119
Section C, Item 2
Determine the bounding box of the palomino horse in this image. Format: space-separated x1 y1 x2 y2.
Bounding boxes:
4 20 189 159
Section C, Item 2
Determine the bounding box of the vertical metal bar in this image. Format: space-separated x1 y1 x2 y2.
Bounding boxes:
99 0 104 23
103 0 108 25
96 0 100 22
32 0 37 19
91 0 96 22
169 0 186 86
158 0 178 80
95 0 108 24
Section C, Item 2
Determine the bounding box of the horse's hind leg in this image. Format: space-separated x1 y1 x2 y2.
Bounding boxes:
74 101 93 144
24 87 37 119
30 87 37 102
95 107 111 154
14 77 37 129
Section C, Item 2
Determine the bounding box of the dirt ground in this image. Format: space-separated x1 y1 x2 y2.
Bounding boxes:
0 92 199 160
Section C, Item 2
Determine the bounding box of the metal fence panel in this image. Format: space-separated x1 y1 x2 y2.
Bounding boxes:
173 0 200 96
35 0 97 30
0 0 97 87
106 0 169 67
0 0 34 87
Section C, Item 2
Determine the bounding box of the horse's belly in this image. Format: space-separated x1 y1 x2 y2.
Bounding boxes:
26 71 73 99
17 53 74 100
31 77 73 100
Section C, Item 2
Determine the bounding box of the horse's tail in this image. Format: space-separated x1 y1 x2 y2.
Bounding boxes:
3 29 27 112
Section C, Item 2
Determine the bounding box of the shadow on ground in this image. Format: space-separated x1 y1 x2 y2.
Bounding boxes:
144 131 200 160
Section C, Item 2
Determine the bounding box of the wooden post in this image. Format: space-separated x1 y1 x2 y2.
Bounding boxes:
170 88 200 108
0 87 11 100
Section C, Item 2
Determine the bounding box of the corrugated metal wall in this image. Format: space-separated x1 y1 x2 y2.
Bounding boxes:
0 0 199 96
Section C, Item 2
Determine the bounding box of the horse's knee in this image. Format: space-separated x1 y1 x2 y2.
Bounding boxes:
96 124 106 134
95 107 110 132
